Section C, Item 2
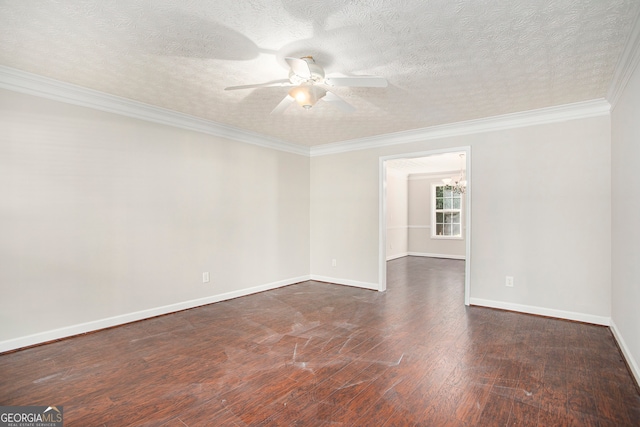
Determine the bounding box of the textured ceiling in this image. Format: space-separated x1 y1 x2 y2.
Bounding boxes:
0 0 638 147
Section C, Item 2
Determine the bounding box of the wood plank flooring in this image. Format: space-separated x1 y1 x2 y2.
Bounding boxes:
1 257 639 426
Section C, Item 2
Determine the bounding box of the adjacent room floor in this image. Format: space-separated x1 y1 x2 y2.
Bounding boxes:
1 257 638 426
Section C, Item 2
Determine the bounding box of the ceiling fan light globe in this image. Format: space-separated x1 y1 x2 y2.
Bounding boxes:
288 85 326 110
288 86 309 106
290 87 307 103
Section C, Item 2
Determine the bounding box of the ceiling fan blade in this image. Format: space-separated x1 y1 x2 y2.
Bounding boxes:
271 95 295 114
324 76 388 88
322 91 355 113
285 57 312 79
225 79 292 91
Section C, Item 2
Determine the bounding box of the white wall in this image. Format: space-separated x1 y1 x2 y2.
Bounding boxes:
611 57 640 383
310 149 381 289
0 89 310 349
407 174 466 258
385 169 408 260
310 115 612 322
0 83 621 359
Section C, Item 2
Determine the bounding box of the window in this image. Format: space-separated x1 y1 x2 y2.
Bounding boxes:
432 184 462 238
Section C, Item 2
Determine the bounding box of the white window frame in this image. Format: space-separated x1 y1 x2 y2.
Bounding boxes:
431 182 463 240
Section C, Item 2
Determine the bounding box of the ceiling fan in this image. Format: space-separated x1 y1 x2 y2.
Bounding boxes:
224 56 387 114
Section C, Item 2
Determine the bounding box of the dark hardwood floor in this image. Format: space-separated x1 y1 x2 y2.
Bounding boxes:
1 257 639 426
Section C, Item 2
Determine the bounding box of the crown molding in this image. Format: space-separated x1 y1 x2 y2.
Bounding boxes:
0 65 310 157
310 99 611 157
607 5 640 110
0 66 612 159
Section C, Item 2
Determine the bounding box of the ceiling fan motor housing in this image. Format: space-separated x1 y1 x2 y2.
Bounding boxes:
288 57 325 85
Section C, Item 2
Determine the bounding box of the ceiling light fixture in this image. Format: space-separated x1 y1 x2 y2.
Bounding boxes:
226 56 386 114
442 154 467 194
288 85 326 110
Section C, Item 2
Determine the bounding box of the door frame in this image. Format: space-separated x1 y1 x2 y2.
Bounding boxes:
378 146 471 306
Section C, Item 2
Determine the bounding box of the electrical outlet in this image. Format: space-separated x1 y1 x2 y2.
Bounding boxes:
505 276 514 287
332 259 337 267
202 272 210 283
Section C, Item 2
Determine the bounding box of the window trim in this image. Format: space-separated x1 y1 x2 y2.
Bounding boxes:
430 182 464 240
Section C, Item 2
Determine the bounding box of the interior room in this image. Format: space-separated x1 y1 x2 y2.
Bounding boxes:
1 1 639 425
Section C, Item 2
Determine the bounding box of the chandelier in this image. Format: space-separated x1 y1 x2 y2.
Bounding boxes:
442 154 467 194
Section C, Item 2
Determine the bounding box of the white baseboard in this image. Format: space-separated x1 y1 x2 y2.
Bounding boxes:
0 275 310 353
408 252 466 260
309 275 379 291
610 319 640 387
469 298 611 326
386 252 409 261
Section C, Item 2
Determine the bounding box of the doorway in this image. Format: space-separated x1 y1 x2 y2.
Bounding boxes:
378 147 471 305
